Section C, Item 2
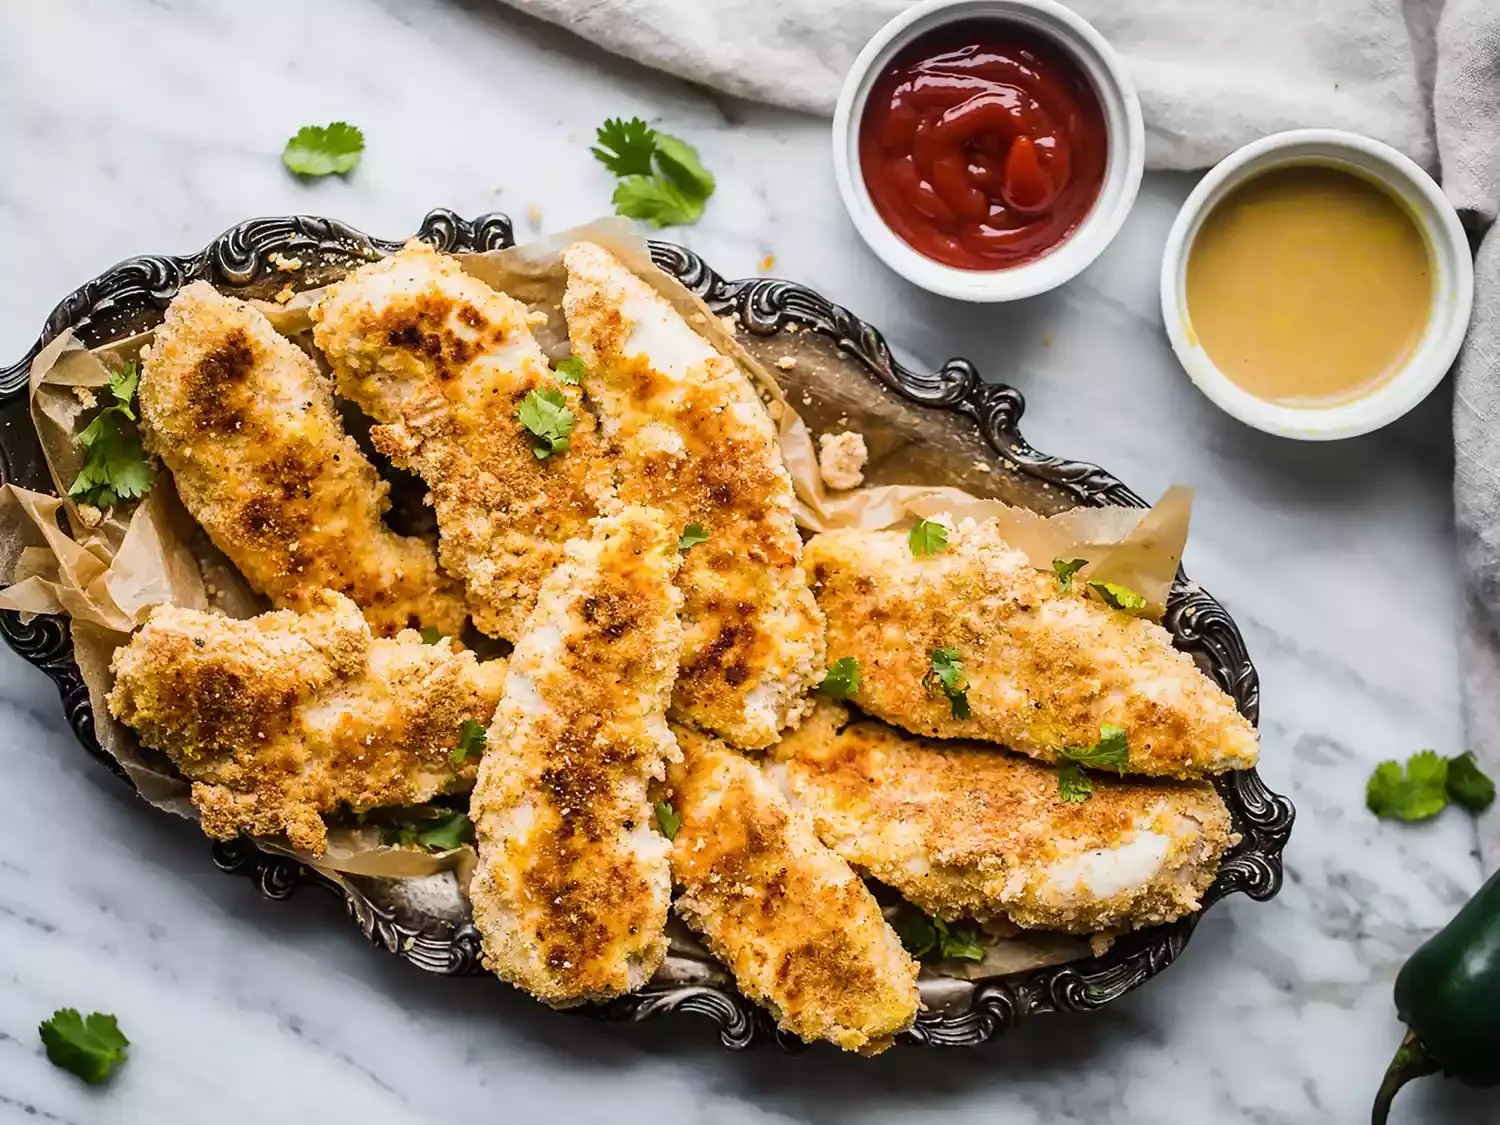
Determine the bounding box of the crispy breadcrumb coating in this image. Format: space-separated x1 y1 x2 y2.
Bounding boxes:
804 520 1259 778
772 703 1233 933
667 725 919 1053
470 506 683 1006
311 241 614 640
561 241 824 749
107 590 505 855
138 281 464 637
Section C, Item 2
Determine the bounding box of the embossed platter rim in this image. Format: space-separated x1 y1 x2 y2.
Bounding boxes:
0 208 1294 1050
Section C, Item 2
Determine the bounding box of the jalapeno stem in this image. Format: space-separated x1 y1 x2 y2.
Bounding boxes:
1372 1029 1440 1125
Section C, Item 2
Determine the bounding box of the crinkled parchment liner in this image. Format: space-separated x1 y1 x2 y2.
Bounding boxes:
0 217 1192 988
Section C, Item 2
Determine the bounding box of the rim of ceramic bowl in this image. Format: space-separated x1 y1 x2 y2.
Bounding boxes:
831 0 1145 303
1159 128 1475 441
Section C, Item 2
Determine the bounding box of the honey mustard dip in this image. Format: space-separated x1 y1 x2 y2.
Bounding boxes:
1185 165 1433 408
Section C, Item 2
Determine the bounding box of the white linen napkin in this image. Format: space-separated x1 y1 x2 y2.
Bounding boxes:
501 0 1500 858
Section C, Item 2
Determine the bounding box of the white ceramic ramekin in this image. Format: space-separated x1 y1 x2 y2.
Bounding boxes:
831 0 1145 303
1160 129 1474 441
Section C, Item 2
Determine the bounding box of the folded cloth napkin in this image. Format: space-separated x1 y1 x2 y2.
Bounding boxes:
505 0 1500 858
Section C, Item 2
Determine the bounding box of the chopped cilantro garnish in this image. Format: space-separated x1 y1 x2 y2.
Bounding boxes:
908 518 949 556
1366 750 1497 821
1446 751 1497 812
418 626 443 644
516 387 576 459
819 657 862 700
68 363 154 509
39 1009 129 1085
655 800 681 840
893 909 987 963
554 357 587 385
592 117 715 228
450 719 487 766
1090 581 1147 612
1057 763 1092 803
282 122 364 177
1052 557 1088 591
1054 725 1129 802
678 523 708 551
924 646 970 719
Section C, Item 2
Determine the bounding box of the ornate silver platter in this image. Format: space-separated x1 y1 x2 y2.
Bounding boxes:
0 209 1293 1049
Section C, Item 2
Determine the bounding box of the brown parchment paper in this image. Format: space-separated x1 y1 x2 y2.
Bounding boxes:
0 218 1194 974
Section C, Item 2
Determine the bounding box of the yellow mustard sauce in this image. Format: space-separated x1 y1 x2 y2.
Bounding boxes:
1185 165 1433 407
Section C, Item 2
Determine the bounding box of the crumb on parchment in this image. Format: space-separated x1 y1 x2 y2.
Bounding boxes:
274 284 296 304
268 252 303 272
818 430 868 491
775 357 797 370
759 254 776 272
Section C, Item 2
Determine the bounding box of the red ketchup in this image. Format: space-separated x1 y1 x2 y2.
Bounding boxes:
859 22 1108 271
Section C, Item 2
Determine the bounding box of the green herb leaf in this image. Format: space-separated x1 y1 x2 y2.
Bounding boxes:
591 117 658 178
415 811 474 852
655 800 681 841
652 133 716 199
924 646 971 719
678 523 708 552
1057 762 1093 803
819 657 862 700
418 626 443 644
1058 724 1129 773
282 122 364 177
612 175 705 228
934 916 987 962
908 518 949 557
1090 581 1148 613
1053 557 1088 591
892 910 938 960
893 909 986 963
68 364 154 509
38 1009 129 1085
1446 751 1497 812
516 386 576 459
1367 751 1451 822
450 719 487 766
554 357 587 385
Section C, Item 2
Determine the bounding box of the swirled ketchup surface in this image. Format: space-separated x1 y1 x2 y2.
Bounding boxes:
859 22 1108 271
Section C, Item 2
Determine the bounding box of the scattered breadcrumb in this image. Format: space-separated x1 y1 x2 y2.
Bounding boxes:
719 315 738 336
274 284 296 304
972 459 993 474
786 322 800 334
759 254 776 272
74 502 103 528
71 385 97 409
527 204 543 229
818 430 868 491
267 252 302 273
1089 932 1117 957
775 357 797 371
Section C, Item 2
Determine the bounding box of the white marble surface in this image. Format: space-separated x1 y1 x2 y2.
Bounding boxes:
0 1 1492 1122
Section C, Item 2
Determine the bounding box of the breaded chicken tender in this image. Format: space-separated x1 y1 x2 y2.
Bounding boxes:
139 281 464 637
772 704 1233 933
805 520 1259 778
107 590 506 856
561 241 824 749
667 726 919 1054
470 506 683 1006
311 242 613 640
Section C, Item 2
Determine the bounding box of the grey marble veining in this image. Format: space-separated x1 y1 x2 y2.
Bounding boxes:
0 0 1492 1121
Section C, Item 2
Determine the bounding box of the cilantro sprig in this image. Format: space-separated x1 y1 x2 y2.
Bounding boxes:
908 518 949 557
592 117 716 228
282 122 364 177
1090 581 1147 612
553 357 587 385
382 808 474 852
678 524 708 552
68 363 154 509
1367 750 1497 822
1053 557 1088 591
923 646 970 719
655 800 681 841
39 1009 129 1085
893 908 986 963
1055 724 1129 803
450 719 487 766
516 387 576 459
819 657 862 700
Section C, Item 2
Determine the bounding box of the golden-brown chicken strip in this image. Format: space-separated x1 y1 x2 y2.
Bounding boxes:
470 506 683 1007
805 520 1259 778
772 703 1233 934
107 590 505 856
561 241 824 750
311 242 613 639
139 281 464 637
667 725 919 1053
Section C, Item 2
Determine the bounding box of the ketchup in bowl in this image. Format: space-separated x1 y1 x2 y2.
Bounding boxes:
858 21 1108 271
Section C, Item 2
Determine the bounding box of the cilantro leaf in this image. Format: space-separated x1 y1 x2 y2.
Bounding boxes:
554 357 587 385
68 364 154 509
908 518 949 557
1058 724 1129 773
515 387 576 459
1446 751 1496 812
655 800 681 840
1057 762 1093 803
592 117 658 177
652 133 715 199
935 916 987 962
612 175 705 228
678 523 708 552
1367 751 1451 822
892 910 937 960
39 1009 129 1085
450 719 487 766
418 626 443 644
924 646 971 719
893 909 986 963
1090 581 1147 612
819 656 862 700
282 122 364 177
1053 557 1088 591
415 811 473 852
